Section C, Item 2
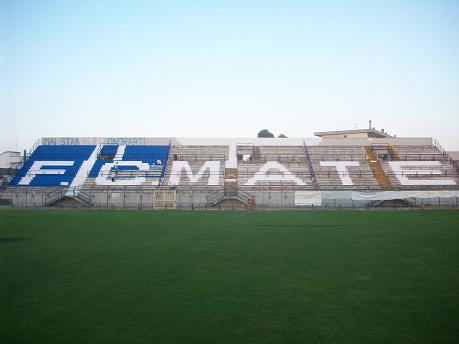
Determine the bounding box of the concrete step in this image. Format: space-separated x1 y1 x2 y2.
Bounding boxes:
365 146 393 190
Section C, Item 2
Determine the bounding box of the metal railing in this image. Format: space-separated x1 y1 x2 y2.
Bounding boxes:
433 138 459 173
236 189 253 203
14 139 41 173
206 189 254 206
170 153 228 161
45 188 65 205
206 190 225 205
76 191 92 206
3 186 459 209
28 139 41 156
303 140 319 190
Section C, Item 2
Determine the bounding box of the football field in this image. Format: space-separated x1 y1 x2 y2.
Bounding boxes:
1 209 459 343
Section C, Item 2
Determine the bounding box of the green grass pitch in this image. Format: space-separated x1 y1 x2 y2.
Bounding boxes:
1 209 459 343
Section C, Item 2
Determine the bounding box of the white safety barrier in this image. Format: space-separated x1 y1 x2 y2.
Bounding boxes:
294 190 459 206
295 191 322 206
351 190 459 201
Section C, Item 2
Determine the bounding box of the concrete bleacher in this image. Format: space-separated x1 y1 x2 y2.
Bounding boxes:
237 162 314 190
308 146 367 161
166 161 224 188
83 145 169 188
10 145 96 187
380 145 459 190
88 145 118 178
311 161 381 190
10 144 170 189
238 146 314 190
163 145 227 188
256 145 307 162
393 145 449 161
169 145 228 161
307 146 380 190
4 137 458 209
89 145 169 178
11 142 459 192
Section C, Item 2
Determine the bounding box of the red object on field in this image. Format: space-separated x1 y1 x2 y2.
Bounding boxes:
246 197 256 210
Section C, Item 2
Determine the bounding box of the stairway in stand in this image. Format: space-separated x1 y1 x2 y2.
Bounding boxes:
364 146 393 190
207 168 253 208
387 145 400 160
253 146 262 161
224 168 238 197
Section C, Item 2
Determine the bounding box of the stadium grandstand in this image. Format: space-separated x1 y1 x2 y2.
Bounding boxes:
1 130 458 209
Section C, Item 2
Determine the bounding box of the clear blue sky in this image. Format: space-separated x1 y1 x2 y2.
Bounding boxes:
1 0 458 151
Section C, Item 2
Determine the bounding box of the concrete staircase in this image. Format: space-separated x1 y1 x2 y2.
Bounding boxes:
207 189 253 208
224 168 238 196
46 189 92 207
253 146 262 161
207 168 254 208
368 198 419 208
387 145 400 160
364 146 393 190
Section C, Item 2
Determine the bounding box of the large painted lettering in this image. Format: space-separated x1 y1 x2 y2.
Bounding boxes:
105 138 146 145
319 161 360 186
19 161 74 185
95 161 156 186
389 161 456 186
245 161 305 186
41 137 147 145
168 161 220 185
41 138 81 145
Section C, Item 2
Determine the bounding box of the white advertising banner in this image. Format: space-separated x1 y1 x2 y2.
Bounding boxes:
352 191 459 201
295 191 322 206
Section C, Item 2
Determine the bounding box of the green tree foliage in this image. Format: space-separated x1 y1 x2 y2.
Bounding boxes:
257 129 274 138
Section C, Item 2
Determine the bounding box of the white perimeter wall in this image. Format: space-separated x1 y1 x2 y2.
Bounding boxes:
39 137 434 147
0 151 22 168
173 137 433 146
41 137 171 145
448 151 459 161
